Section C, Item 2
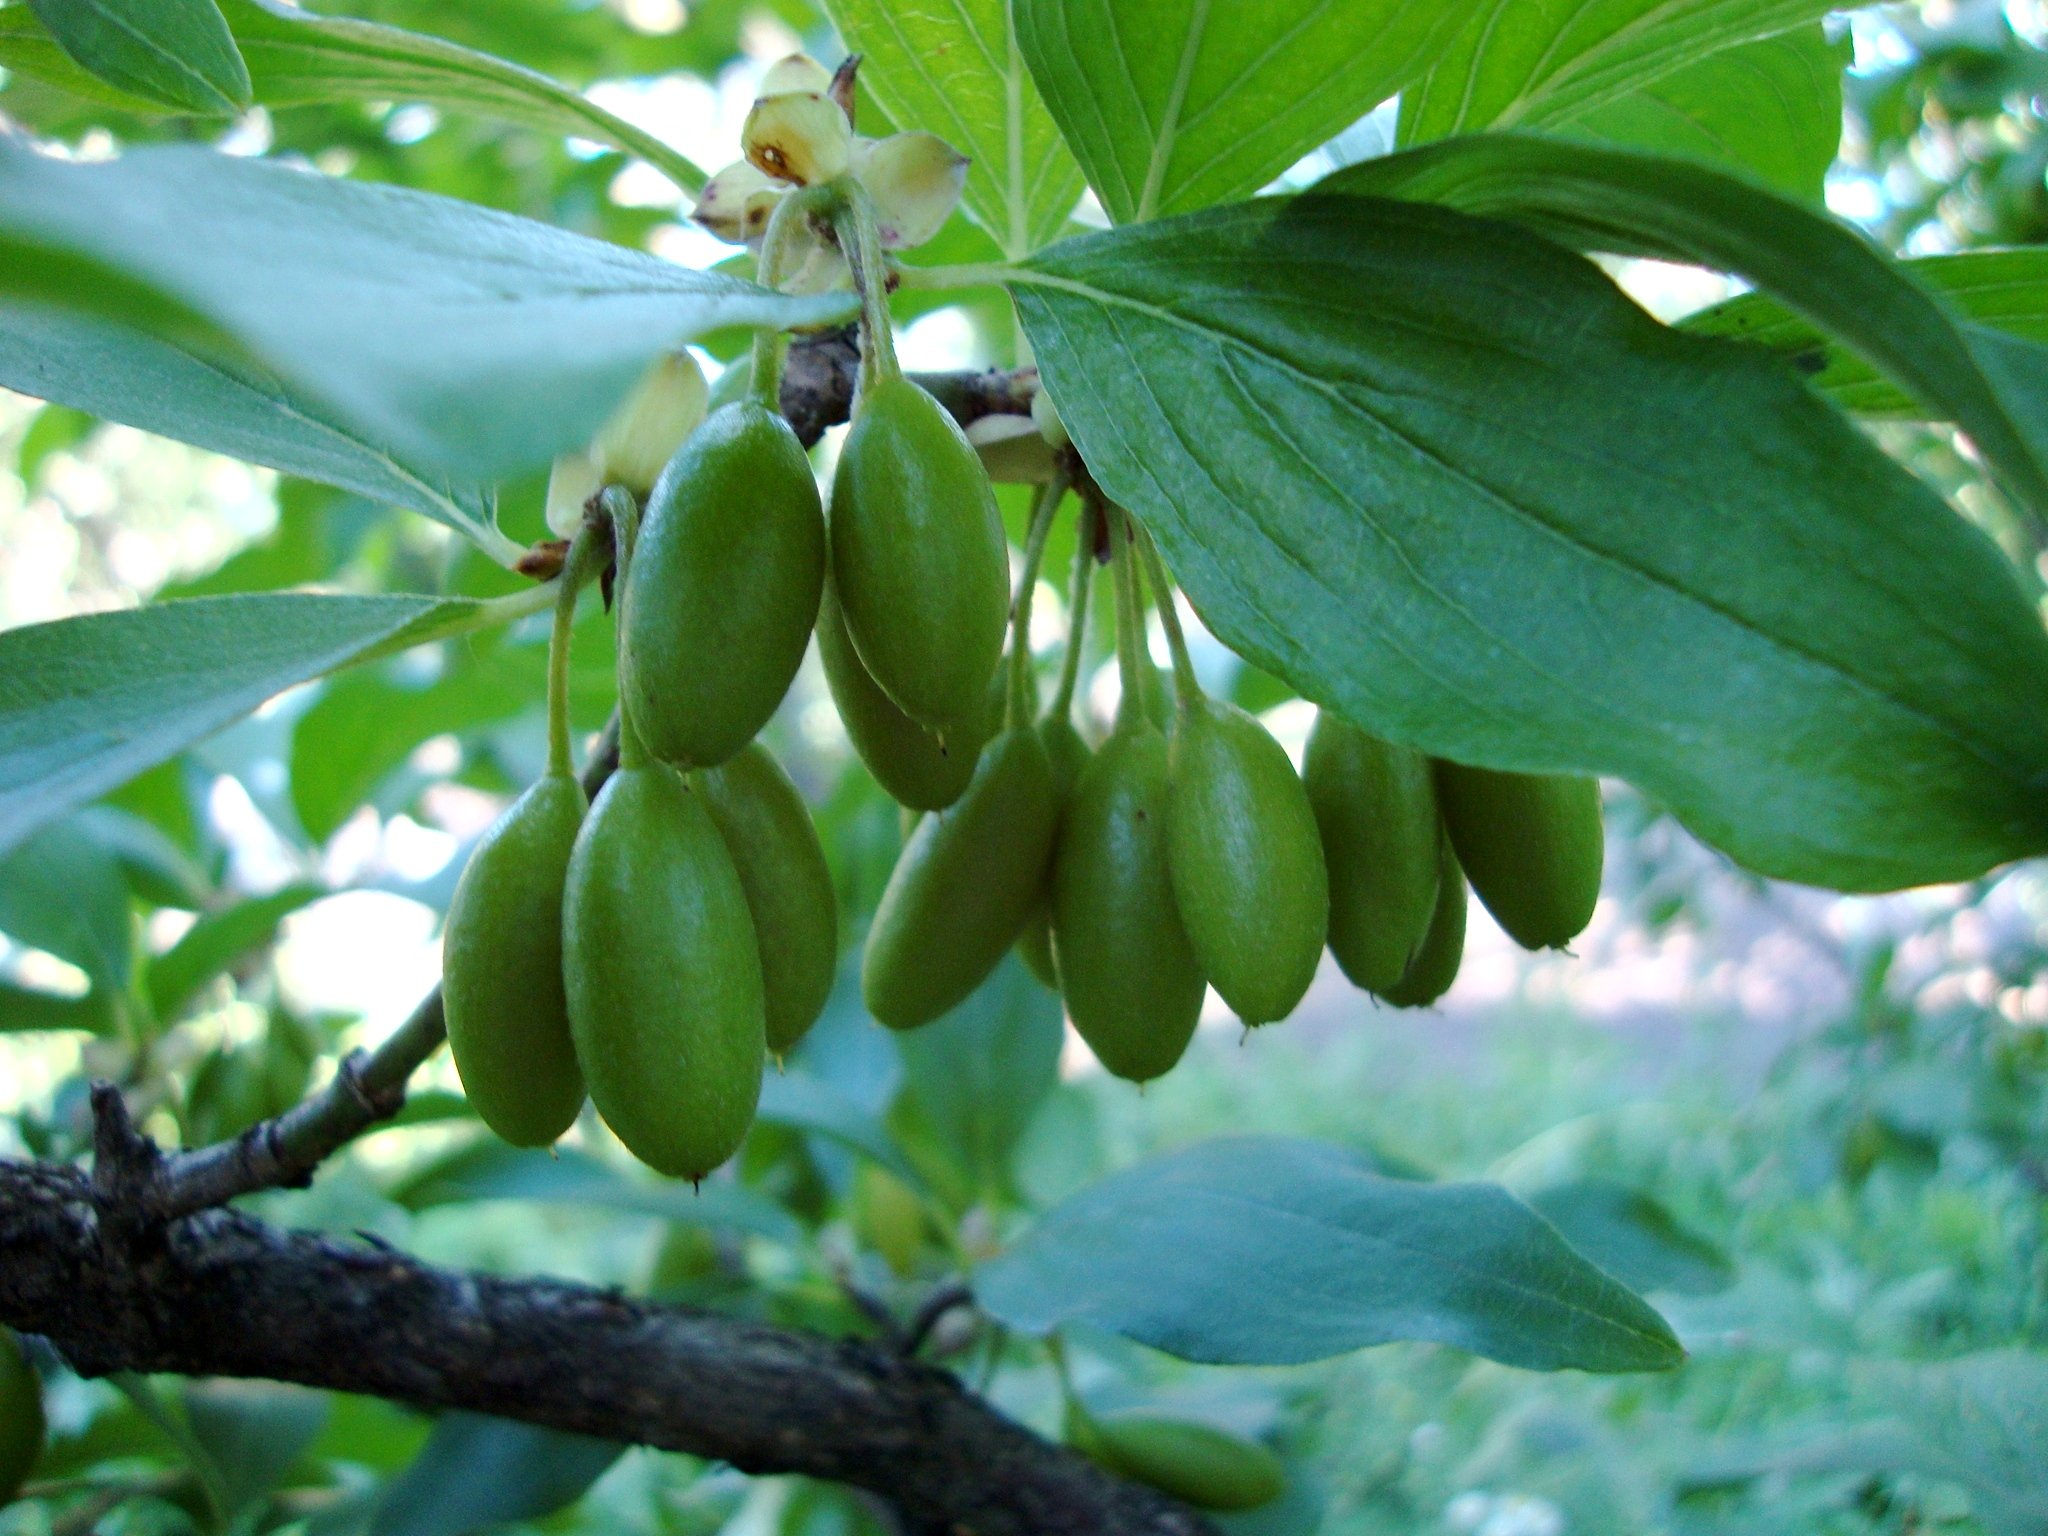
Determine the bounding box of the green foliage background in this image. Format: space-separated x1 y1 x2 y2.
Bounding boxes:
1 0 2047 1533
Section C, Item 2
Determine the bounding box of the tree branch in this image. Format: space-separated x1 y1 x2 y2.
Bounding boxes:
0 1150 1213 1536
779 327 1037 448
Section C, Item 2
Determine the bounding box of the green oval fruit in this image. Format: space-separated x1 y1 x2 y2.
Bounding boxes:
442 774 587 1147
1084 1409 1285 1513
1052 724 1206 1082
829 376 1008 728
623 401 825 767
862 727 1059 1029
1166 696 1327 1024
1433 762 1603 950
1379 832 1467 1009
1016 714 1092 990
564 764 765 1178
818 581 988 810
694 744 838 1057
0 1326 44 1505
1303 713 1442 995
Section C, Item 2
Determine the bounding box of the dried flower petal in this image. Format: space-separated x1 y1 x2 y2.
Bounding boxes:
744 91 853 187
856 131 968 249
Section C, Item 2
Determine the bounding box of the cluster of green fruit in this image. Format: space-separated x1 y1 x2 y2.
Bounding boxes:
444 344 1020 1181
0 1327 44 1505
853 487 1605 1085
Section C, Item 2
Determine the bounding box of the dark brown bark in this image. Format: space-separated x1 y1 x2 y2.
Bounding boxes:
0 1129 1209 1536
779 327 1038 448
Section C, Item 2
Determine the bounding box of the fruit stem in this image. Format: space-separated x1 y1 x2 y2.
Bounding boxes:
597 485 655 772
1109 507 1148 729
830 179 901 401
1049 498 1096 721
1132 519 1201 713
544 524 603 779
749 183 833 412
1007 467 1070 730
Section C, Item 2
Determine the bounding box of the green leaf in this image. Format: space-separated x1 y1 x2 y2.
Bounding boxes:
757 1070 924 1189
0 139 852 496
0 590 524 861
370 1414 621 1536
0 3 177 111
0 816 132 1005
1399 0 1835 143
1327 134 2048 533
1565 27 1847 201
893 954 1063 1201
1686 248 2048 415
182 1381 329 1518
288 644 540 843
1521 1178 1734 1296
1014 0 1482 224
387 1137 802 1244
217 0 705 193
29 0 250 114
0 305 501 552
147 882 324 1023
0 977 99 1033
1012 194 2048 890
977 1136 1682 1371
14 400 93 484
823 0 1083 256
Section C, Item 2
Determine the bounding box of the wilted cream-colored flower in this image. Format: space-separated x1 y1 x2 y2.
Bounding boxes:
759 52 833 98
545 448 602 539
855 132 969 250
591 350 709 494
692 160 782 244
744 90 853 187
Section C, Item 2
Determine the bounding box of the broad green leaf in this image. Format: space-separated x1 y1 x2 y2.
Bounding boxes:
1522 1178 1734 1296
29 0 249 114
0 817 131 1007
147 882 324 1023
1012 194 2048 890
370 1414 622 1536
1399 0 1835 143
0 590 530 860
387 1137 802 1243
0 305 505 554
1566 27 1847 201
0 3 176 110
218 0 705 193
977 1137 1682 1371
823 0 1083 255
1327 134 2048 532
1686 248 2048 415
0 140 852 493
893 954 1063 1201
1014 0 1482 224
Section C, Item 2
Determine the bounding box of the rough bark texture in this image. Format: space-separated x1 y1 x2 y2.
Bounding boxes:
0 1106 1212 1535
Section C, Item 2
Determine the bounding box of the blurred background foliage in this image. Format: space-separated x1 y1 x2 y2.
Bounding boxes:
3 1 2048 1534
